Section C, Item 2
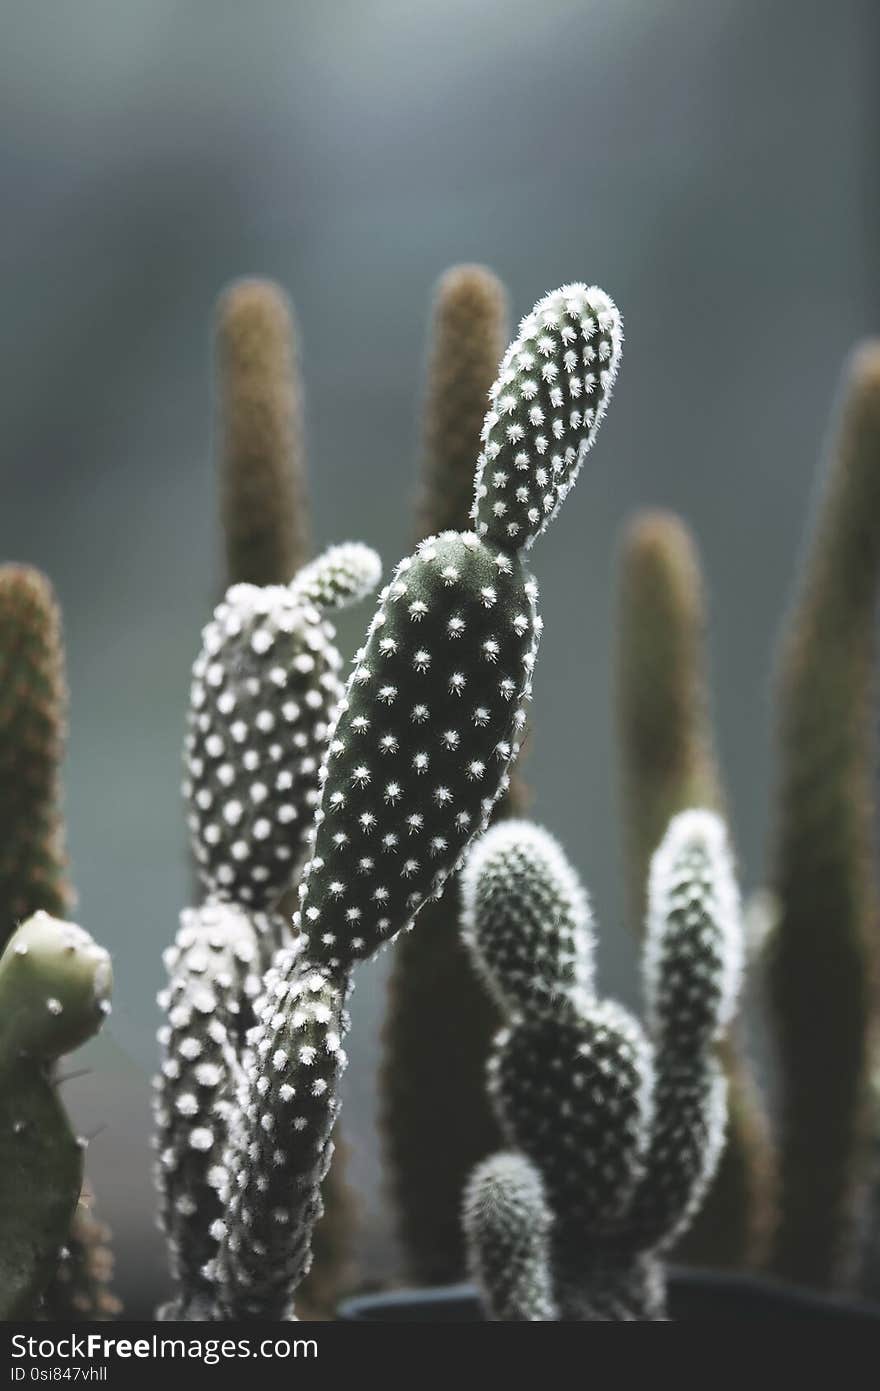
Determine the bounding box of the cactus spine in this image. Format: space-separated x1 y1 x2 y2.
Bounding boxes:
206 283 622 1319
382 265 515 1282
461 812 743 1320
768 343 880 1288
615 512 776 1267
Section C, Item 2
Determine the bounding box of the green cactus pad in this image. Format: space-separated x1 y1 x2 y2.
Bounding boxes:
295 531 540 969
472 283 622 549
184 543 380 909
0 914 112 1319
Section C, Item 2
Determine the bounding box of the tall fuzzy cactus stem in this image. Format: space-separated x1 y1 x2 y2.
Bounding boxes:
216 955 348 1320
0 914 112 1320
0 565 69 952
217 278 310 587
461 813 743 1320
184 542 380 909
769 342 880 1289
472 283 621 549
460 819 594 1015
615 512 776 1268
463 1153 558 1321
154 901 282 1319
415 265 509 538
382 265 513 1283
616 513 721 926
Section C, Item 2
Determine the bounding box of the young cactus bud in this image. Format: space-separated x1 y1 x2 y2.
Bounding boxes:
0 913 112 1063
472 284 622 549
184 543 380 909
463 1152 558 1321
460 818 594 1016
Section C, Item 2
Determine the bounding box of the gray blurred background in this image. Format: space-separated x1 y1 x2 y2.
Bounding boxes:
2 0 877 1311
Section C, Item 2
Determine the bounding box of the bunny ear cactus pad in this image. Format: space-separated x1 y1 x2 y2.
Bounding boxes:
184 542 381 909
472 283 622 549
0 913 112 1320
297 284 622 971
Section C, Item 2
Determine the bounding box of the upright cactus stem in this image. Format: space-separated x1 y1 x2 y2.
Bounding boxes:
0 914 112 1320
462 812 743 1321
0 565 69 952
615 511 776 1268
769 342 880 1288
217 278 310 588
415 265 509 539
464 1153 558 1321
207 282 622 1318
383 264 512 1284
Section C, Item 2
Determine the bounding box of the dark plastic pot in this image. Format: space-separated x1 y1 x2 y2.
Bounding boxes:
338 1270 880 1322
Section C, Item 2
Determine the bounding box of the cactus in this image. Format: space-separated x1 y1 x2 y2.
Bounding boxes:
293 283 621 974
768 343 880 1288
216 278 310 589
0 913 112 1319
0 565 69 952
159 540 378 1316
204 283 622 1318
184 542 381 909
461 811 743 1320
214 954 349 1319
382 265 514 1282
463 1153 557 1321
615 511 777 1267
154 900 284 1319
0 565 118 1319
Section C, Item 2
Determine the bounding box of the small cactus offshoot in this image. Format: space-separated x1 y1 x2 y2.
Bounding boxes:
461 811 743 1320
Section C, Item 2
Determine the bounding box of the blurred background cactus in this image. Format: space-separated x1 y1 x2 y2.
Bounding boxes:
615 514 777 1268
0 566 118 1320
767 344 880 1291
381 265 518 1285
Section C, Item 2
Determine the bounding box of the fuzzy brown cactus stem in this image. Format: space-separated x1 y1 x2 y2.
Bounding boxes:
769 343 880 1288
0 566 69 952
217 278 310 588
382 265 516 1282
615 512 776 1268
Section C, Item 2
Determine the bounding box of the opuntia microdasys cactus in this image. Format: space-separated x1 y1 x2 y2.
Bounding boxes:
184 542 381 910
154 900 286 1318
461 810 743 1320
0 913 112 1320
294 284 622 973
209 281 622 1318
